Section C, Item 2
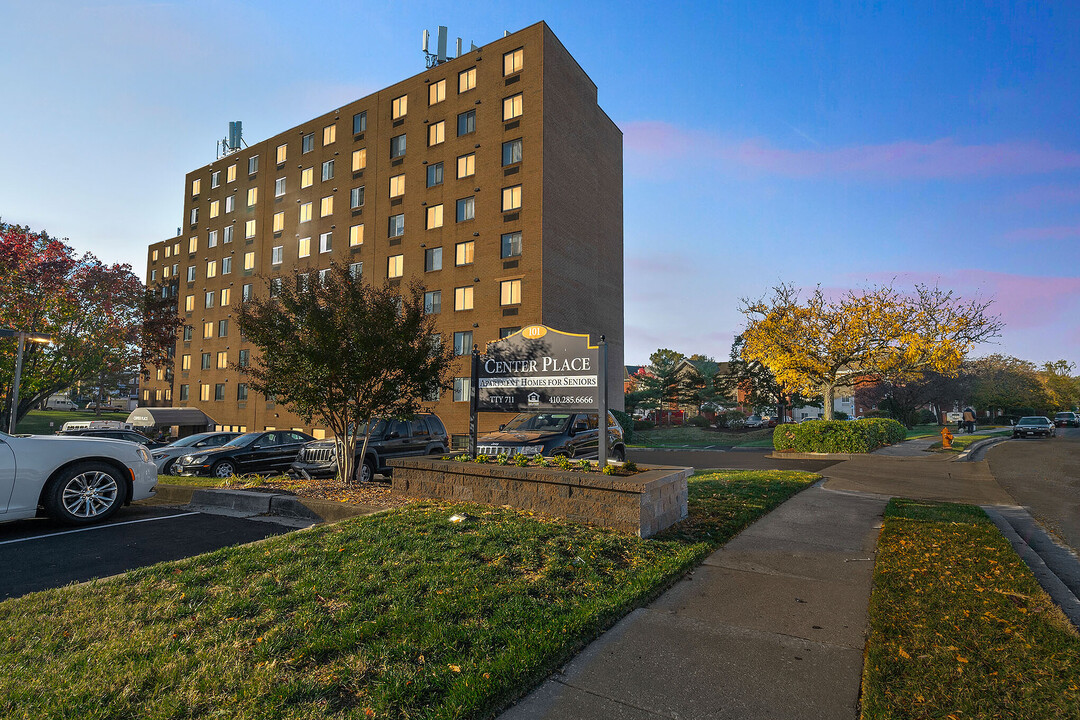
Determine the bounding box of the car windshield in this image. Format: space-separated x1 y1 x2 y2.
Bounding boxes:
502 413 573 432
222 433 259 448
1056 413 1074 419
169 434 214 448
1018 417 1046 426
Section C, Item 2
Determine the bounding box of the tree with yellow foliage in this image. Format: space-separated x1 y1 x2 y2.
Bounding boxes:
738 283 1002 419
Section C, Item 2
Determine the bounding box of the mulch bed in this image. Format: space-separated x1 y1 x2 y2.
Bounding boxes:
237 475 416 510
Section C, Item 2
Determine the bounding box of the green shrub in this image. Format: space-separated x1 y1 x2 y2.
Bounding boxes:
772 418 906 453
916 408 938 425
773 423 799 451
634 419 654 431
611 410 634 443
688 414 710 428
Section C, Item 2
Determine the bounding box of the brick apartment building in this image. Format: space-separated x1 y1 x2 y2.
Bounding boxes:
141 21 623 439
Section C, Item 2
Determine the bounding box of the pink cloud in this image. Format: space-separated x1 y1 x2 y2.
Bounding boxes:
1002 225 1080 241
624 121 1080 180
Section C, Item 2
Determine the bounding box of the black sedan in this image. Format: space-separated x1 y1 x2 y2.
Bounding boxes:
171 430 314 477
1054 412 1080 428
1013 417 1056 439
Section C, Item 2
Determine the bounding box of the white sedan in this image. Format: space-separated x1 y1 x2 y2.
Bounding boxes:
0 430 157 525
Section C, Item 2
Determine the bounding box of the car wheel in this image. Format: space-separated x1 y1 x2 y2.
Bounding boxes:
211 460 236 478
612 447 626 462
44 461 128 525
356 458 376 483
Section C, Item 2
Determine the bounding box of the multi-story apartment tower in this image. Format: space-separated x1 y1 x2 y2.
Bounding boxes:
142 22 622 439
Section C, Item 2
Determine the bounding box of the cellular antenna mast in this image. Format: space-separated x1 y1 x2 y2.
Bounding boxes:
216 121 246 159
422 25 477 68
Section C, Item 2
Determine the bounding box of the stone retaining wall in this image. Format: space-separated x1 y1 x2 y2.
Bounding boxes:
389 458 691 538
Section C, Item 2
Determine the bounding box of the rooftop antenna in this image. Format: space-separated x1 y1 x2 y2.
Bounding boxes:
216 121 247 159
422 25 475 68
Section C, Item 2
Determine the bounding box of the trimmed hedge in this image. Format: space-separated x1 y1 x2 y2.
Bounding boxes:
611 409 634 444
773 418 906 453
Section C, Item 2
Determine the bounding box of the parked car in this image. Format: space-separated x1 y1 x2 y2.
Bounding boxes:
1054 411 1080 428
150 431 243 474
476 411 626 461
57 427 168 449
1012 417 1056 439
84 402 126 412
744 415 766 429
171 430 314 477
289 414 450 482
0 428 157 525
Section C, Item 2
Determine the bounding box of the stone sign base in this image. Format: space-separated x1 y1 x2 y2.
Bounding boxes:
389 458 691 538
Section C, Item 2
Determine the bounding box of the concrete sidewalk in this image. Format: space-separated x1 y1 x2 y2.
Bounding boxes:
499 485 887 719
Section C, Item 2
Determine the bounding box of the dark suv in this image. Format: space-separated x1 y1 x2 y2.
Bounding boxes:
476 411 626 461
1054 412 1079 428
289 414 449 482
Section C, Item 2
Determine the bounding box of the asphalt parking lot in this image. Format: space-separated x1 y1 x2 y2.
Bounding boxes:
0 504 298 601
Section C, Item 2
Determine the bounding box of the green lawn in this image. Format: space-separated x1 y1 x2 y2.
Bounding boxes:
862 499 1080 719
928 430 1011 452
0 469 817 719
13 409 126 435
631 425 774 448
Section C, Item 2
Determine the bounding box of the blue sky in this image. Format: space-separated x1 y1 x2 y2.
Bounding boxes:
3 0 1078 367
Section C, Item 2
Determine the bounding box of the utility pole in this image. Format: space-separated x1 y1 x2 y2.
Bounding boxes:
2 328 54 434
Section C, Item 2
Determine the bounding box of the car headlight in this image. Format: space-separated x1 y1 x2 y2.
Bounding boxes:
151 452 166 459
137 446 152 463
189 455 208 464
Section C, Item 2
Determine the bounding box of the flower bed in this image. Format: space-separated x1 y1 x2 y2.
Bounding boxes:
447 452 639 476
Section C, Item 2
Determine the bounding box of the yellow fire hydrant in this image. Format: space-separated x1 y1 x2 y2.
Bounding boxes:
941 426 954 450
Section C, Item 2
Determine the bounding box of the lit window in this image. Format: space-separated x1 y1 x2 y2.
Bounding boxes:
188 236 198 253
276 143 287 164
273 211 284 233
272 246 283 265
152 249 159 262
392 94 408 119
425 247 442 271
301 167 314 188
220 288 231 305
388 213 404 238
323 123 336 145
424 290 441 314
200 384 211 402
319 232 332 253
223 225 233 244
352 147 366 171
429 79 446 105
455 241 474 266
227 164 237 183
320 195 333 217
427 162 443 187
217 351 228 369
503 93 523 121
453 377 470 402
203 321 213 339
321 159 334 181
248 155 258 174
349 224 363 246
389 174 405 198
225 195 235 213
457 153 475 178
387 254 403 278
502 185 522 212
192 178 201 196
204 290 214 309
457 110 475 136
244 251 255 270
458 67 476 93
209 200 219 218
247 187 257 207
390 134 406 158
181 354 191 370
206 260 217 278
501 231 522 258
349 261 362 279
222 256 232 274
428 121 445 146
454 285 474 311
245 219 256 238
350 186 364 209
456 196 475 222
426 204 443 229
502 138 523 165
302 132 314 153
211 171 220 188
504 47 523 76
275 177 286 197
184 295 194 312
352 111 367 134
186 266 196 282
298 237 310 257
300 202 312 222
500 279 522 305
189 207 198 225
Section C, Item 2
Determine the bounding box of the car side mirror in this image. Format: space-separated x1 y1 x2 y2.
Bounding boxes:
573 421 588 433
388 431 401 439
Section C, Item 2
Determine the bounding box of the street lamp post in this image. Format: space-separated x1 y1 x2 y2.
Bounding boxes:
2 328 55 434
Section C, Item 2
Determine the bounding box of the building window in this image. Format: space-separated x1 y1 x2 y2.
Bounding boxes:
301 167 314 188
323 123 336 145
298 236 311 257
455 241 474 266
206 260 218 278
187 265 196 282
349 224 364 246
245 219 256 238
180 384 189 401
352 147 366 172
272 246 284 265
209 200 219 218
227 164 237 182
225 195 235 213
276 143 287 164
454 285 474 311
183 325 193 341
242 284 253 302
458 67 476 93
424 290 441 314
501 231 522 258
457 109 476 136
456 196 475 222
503 93 523 121
150 269 158 282
500 326 520 339
349 261 362 280
457 153 475 178
248 155 259 175
237 383 248 401
302 132 314 153
216 351 228 369
453 330 472 356
214 383 225 401
504 47 523 76
273 211 285 233
191 178 201 196
453 377 470 402
272 178 285 199
247 187 257 207
389 174 405 198
428 121 445 146
387 254 403 278
319 232 332 253
321 159 334 181
352 111 367 134
238 348 249 367
218 319 229 337
391 94 408 119
429 78 446 105
220 288 231 305
203 322 213 339
223 225 233 244
300 202 312 222
425 247 442 272
320 195 333 217
152 249 159 262
244 251 255 270
350 186 365 209
390 134 406 158
500 279 522 306
188 236 198 254
181 353 191 370
201 351 212 369
208 229 218 247
388 213 404 238
222 256 232 274
502 138 523 166
502 185 522 212
426 162 443 187
189 207 198 225
204 290 214 309
165 245 171 258
426 204 443 229
211 171 220 188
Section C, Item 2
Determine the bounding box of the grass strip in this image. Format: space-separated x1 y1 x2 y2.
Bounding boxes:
0 469 816 719
862 498 1080 719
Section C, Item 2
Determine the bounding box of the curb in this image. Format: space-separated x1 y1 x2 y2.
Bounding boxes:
150 483 378 523
768 451 862 460
956 436 1008 461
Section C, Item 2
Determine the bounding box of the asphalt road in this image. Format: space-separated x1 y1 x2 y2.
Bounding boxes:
0 505 295 600
627 447 842 473
985 426 1080 552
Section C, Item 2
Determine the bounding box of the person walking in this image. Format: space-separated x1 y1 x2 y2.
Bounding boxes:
963 406 976 434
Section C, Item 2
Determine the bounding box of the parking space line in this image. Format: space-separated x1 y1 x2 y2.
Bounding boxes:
0 512 201 546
